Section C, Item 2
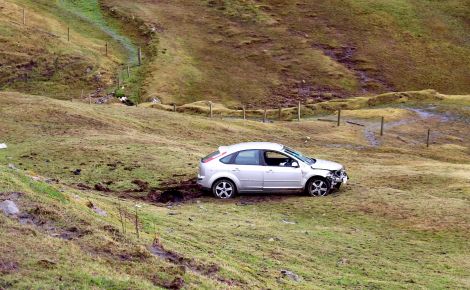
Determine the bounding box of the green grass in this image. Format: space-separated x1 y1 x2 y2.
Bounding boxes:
103 0 470 106
0 91 469 288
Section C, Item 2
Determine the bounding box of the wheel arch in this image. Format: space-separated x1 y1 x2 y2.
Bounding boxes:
304 175 331 191
211 176 238 193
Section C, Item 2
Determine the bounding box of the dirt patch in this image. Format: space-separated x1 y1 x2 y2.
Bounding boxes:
150 239 240 286
0 259 19 274
313 44 394 93
147 179 204 203
94 183 111 192
132 179 149 191
18 205 91 240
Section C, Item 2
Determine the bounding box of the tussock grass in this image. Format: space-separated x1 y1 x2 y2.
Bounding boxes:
0 91 469 288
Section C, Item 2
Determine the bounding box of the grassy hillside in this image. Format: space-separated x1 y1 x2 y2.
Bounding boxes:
0 0 138 100
1 91 469 288
102 0 470 106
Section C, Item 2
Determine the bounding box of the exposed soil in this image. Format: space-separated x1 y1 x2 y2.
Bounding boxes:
0 259 19 274
313 43 395 93
149 239 240 287
147 179 204 203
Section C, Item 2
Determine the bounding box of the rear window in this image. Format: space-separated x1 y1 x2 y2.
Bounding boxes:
202 151 220 163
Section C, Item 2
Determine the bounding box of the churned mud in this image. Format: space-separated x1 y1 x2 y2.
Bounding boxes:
149 239 241 287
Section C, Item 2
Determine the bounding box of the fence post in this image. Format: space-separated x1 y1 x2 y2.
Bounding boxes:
134 207 140 239
105 42 108 56
67 27 70 42
80 89 83 100
380 116 384 136
298 101 301 122
89 94 92 105
426 128 430 147
278 107 282 121
138 48 142 66
173 103 176 112
209 102 213 118
22 8 26 25
263 108 267 123
127 65 130 78
243 105 246 120
337 109 341 126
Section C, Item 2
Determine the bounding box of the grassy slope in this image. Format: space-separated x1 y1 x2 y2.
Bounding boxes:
102 0 470 106
1 91 469 288
0 0 133 99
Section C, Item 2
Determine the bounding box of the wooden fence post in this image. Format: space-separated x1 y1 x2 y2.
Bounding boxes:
426 128 430 147
173 104 176 112
263 108 267 123
105 42 108 56
138 48 142 66
278 107 282 121
134 207 140 239
89 94 92 105
209 102 213 118
243 105 246 120
118 205 126 234
380 116 384 136
297 101 301 122
337 109 341 126
22 8 26 25
67 27 70 42
127 65 130 78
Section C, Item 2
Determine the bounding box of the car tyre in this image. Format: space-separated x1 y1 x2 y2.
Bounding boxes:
306 177 330 197
212 179 236 199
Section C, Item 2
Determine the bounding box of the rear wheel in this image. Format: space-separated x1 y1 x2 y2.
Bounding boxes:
306 177 330 197
212 179 236 199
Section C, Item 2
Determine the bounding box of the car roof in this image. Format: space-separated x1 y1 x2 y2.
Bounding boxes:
219 142 284 153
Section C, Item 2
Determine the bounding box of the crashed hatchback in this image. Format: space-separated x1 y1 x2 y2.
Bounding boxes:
197 142 348 199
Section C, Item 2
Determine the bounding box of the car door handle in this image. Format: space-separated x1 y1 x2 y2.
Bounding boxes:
232 168 240 172
266 169 273 173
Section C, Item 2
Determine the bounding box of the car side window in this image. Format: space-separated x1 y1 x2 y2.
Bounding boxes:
233 150 260 165
263 151 294 167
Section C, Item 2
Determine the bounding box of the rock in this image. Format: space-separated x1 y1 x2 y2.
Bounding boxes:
280 269 301 282
7 163 17 170
0 200 19 216
92 206 107 217
282 219 296 224
0 143 7 149
72 169 81 175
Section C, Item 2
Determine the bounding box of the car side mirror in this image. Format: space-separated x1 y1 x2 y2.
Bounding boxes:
291 161 299 168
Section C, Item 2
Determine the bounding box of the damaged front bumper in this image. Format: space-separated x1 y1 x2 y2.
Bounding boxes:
327 170 348 188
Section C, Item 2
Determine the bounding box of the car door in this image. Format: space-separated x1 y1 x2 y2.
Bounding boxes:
262 150 302 190
228 149 264 191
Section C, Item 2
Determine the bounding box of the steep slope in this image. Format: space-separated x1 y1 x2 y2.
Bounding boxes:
1 91 469 288
102 0 470 106
0 0 136 100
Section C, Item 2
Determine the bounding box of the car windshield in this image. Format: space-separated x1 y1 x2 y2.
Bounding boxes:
282 147 316 165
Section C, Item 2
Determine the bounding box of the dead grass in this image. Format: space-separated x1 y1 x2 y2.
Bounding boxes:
0 91 469 288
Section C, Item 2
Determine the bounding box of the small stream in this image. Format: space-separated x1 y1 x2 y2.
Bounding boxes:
363 107 453 147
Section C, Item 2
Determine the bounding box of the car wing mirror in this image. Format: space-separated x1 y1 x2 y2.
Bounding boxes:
291 161 299 168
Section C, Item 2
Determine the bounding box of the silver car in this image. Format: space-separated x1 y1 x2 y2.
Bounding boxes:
197 142 348 199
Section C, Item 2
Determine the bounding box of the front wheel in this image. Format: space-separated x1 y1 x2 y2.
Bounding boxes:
306 178 330 197
212 179 236 199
